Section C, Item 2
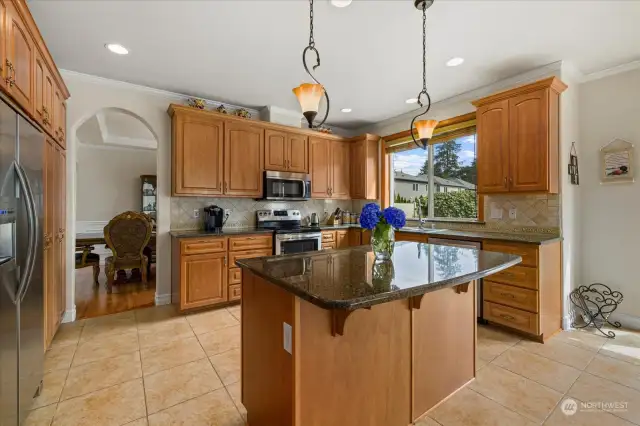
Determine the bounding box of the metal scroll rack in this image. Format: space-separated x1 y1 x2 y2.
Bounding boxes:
569 283 623 338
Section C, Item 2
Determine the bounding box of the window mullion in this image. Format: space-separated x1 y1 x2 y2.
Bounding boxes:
428 146 435 219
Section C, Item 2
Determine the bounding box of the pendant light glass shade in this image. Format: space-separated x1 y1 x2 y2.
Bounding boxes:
414 119 438 142
293 83 325 114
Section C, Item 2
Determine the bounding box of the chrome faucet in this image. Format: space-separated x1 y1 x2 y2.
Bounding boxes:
416 198 428 229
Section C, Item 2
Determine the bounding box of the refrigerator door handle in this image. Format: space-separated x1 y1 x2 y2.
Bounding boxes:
14 162 37 301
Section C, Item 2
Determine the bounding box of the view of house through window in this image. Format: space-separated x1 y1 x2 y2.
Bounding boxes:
392 133 477 220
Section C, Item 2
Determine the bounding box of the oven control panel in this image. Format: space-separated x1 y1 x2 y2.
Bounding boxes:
256 209 301 222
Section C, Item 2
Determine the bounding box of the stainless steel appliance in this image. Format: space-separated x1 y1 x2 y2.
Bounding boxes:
309 213 319 227
429 238 484 323
0 96 45 425
203 205 225 232
256 209 321 255
262 171 311 201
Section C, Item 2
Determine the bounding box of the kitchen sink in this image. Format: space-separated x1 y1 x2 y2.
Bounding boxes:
402 227 450 234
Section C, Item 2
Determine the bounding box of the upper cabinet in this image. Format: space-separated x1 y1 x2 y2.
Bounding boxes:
224 120 264 197
265 129 308 173
472 77 566 194
169 105 378 200
0 1 70 145
350 134 379 200
5 1 33 113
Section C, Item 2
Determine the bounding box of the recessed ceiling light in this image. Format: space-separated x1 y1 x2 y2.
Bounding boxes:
105 43 129 55
331 0 352 7
446 57 464 67
340 108 352 113
405 98 418 104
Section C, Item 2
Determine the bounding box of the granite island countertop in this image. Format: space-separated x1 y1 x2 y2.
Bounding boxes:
236 242 521 310
170 228 274 238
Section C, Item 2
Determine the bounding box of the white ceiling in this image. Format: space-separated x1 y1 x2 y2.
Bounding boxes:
77 110 157 149
30 0 640 129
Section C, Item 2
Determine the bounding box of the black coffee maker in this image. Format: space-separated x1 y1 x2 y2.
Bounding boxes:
203 205 225 231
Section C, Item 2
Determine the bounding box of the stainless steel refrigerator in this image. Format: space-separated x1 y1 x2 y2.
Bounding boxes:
0 95 45 426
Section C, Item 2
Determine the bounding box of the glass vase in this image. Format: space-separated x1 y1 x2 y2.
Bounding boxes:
371 225 395 261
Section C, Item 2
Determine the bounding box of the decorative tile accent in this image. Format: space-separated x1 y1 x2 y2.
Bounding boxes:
484 194 560 228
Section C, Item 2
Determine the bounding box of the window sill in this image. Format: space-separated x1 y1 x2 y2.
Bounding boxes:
406 218 485 225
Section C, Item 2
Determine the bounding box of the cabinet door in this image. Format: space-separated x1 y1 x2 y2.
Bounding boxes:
348 229 361 247
0 0 6 91
310 137 331 198
56 146 66 320
53 88 62 142
34 50 44 123
180 252 228 310
224 121 264 197
173 114 224 195
336 230 349 249
476 100 509 193
6 2 33 113
58 99 66 149
287 133 308 173
331 140 350 199
43 70 53 133
264 129 287 171
509 89 549 192
43 138 55 348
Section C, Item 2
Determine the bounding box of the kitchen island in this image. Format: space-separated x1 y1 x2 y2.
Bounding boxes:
236 242 521 426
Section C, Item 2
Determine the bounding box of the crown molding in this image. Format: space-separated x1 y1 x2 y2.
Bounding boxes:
60 69 260 116
581 60 640 84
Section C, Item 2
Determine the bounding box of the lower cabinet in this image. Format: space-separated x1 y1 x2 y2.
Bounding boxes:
481 240 561 341
396 231 428 243
172 234 272 311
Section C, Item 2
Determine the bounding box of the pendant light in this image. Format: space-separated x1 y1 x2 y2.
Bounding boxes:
292 0 330 129
410 0 438 150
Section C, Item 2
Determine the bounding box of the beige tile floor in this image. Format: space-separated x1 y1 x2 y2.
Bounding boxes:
27 304 640 426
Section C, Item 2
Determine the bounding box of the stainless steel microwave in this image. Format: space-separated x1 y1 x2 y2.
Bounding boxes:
262 171 311 201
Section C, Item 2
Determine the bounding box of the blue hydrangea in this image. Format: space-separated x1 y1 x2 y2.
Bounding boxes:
382 206 406 229
359 203 381 230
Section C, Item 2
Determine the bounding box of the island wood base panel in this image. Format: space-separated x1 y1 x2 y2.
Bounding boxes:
241 272 476 426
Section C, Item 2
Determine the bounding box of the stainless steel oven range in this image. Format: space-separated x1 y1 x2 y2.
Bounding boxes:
256 209 321 255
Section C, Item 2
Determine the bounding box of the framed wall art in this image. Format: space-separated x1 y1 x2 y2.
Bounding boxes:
601 139 634 184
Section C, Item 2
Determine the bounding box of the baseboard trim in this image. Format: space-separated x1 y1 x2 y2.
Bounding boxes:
609 313 640 331
62 306 77 323
155 293 171 306
562 314 573 330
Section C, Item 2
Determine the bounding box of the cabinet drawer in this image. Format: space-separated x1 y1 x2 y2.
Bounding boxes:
490 265 538 290
228 234 272 252
322 243 335 250
229 268 242 285
322 231 335 243
396 232 428 243
229 284 241 301
484 301 539 335
230 249 273 267
483 242 538 268
180 238 227 255
484 281 538 313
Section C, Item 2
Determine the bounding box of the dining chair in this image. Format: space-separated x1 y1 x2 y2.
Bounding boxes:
75 245 100 286
103 211 152 294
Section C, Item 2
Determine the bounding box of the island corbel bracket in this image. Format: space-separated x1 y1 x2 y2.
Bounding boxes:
409 294 425 310
454 282 471 294
331 307 371 336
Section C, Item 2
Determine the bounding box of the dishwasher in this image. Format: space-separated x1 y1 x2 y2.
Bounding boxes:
429 238 485 323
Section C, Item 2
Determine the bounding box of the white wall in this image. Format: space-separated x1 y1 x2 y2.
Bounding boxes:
62 70 258 321
579 67 640 320
76 145 156 221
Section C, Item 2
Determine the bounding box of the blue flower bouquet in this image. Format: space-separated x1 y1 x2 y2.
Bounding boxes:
360 203 406 260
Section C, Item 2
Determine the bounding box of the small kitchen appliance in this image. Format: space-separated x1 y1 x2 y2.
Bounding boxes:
262 171 311 201
203 205 225 231
309 213 320 227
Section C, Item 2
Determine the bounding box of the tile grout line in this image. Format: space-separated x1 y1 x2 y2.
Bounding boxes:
135 316 150 422
514 339 598 369
45 329 81 425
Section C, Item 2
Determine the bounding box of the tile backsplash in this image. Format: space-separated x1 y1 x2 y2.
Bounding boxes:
170 197 355 230
484 194 560 229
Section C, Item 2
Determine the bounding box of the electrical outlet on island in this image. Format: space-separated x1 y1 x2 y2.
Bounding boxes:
509 207 517 219
192 209 200 219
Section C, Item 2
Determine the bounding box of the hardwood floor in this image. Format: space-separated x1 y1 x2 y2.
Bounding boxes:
75 265 156 320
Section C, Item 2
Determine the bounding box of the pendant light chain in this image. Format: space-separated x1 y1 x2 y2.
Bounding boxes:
421 3 427 96
309 0 315 48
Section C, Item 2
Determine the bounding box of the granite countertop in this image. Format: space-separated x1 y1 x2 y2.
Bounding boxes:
236 242 521 311
319 224 560 245
170 228 274 238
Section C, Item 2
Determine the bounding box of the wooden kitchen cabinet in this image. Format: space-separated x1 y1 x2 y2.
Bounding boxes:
172 234 272 311
224 120 264 197
265 129 308 173
180 252 228 310
310 136 331 198
0 0 6 92
54 88 65 148
331 140 351 199
172 112 224 196
336 230 349 249
473 77 566 194
350 134 379 200
34 49 54 134
348 228 362 247
5 0 33 113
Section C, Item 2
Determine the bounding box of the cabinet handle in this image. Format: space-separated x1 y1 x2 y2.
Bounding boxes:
509 177 513 185
500 292 516 299
503 177 507 187
500 314 516 321
224 181 228 193
219 181 222 191
224 256 227 266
